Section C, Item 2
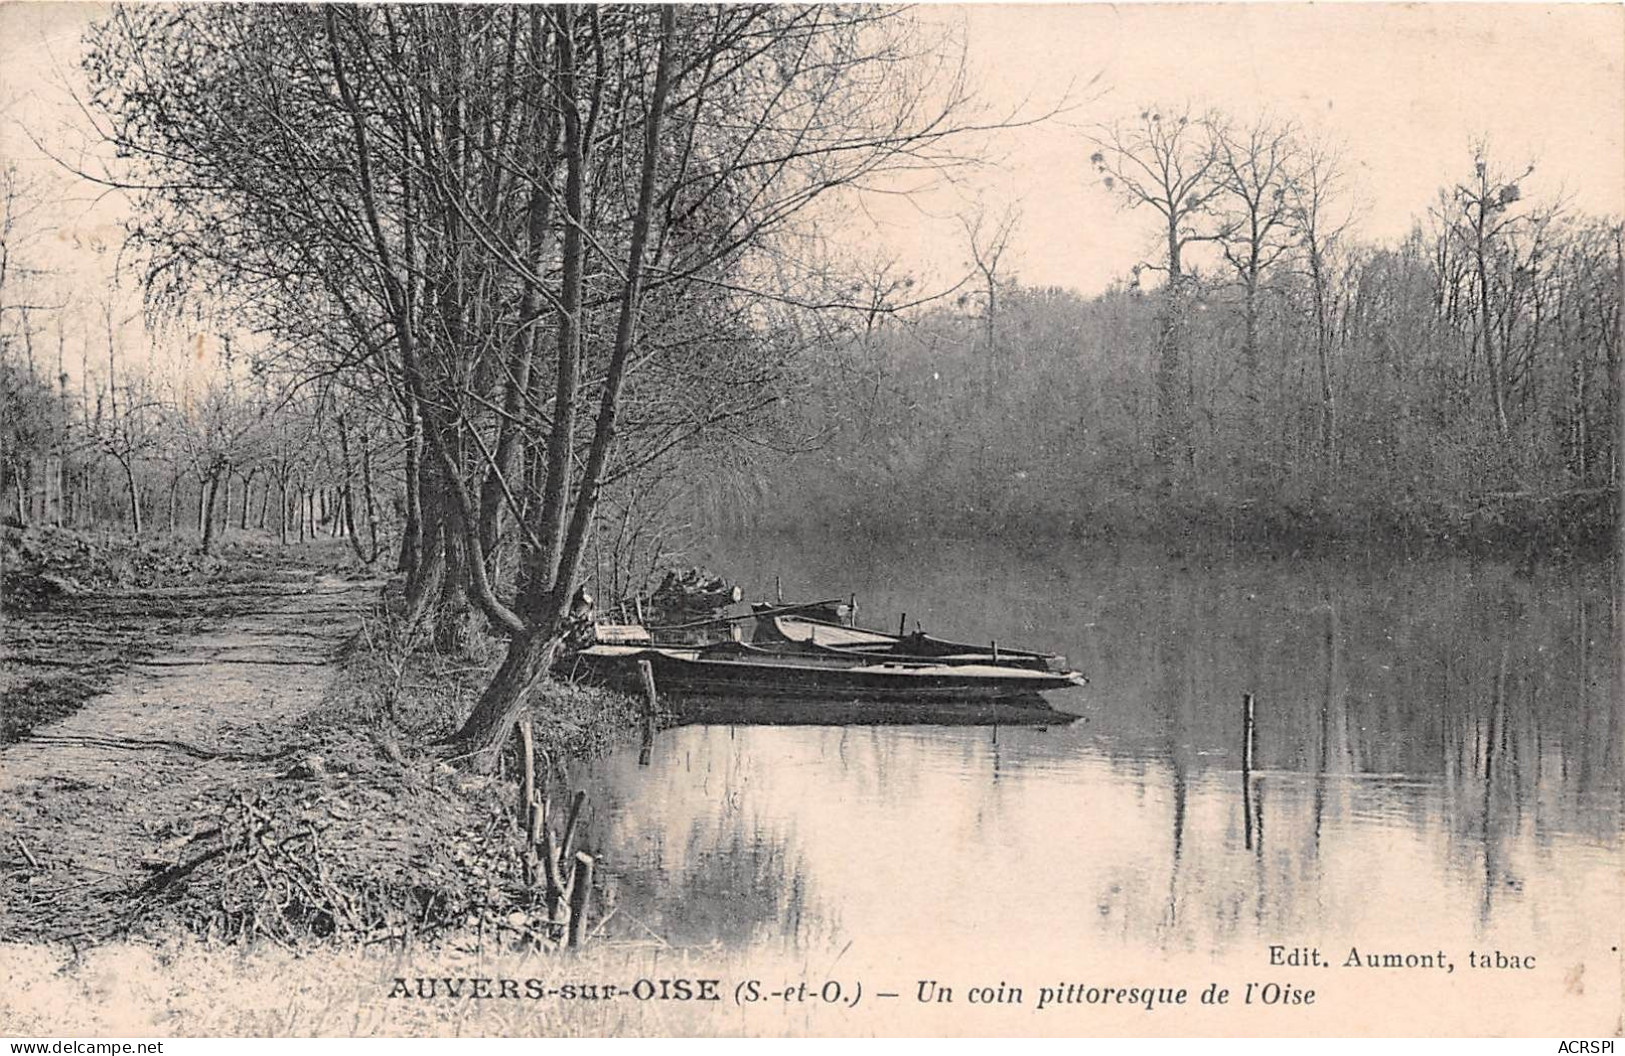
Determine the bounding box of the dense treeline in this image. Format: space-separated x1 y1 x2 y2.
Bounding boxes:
764 122 1622 551
1 322 395 558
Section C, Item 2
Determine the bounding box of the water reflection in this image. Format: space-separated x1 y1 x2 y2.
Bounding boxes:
572 542 1620 962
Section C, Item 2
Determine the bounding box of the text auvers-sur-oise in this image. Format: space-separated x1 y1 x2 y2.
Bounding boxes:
1269 946 1536 974
388 978 717 1001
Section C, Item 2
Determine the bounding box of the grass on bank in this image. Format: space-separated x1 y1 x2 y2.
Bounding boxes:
3 525 644 958
112 586 643 952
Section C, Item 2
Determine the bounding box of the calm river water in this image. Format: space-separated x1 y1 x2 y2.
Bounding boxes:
572 537 1620 971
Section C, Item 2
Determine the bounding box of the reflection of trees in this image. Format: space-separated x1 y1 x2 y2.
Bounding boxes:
580 542 1616 952
1071 549 1616 948
641 819 819 949
581 772 822 949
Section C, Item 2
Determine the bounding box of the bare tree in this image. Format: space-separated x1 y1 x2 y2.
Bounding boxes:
1090 105 1224 475
83 299 158 535
1210 114 1299 408
961 202 1021 407
1284 135 1355 477
1433 141 1551 467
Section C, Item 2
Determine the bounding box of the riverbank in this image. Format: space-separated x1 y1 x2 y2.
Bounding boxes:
747 481 1618 560
1 530 641 955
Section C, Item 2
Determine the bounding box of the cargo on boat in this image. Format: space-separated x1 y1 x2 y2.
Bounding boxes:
748 604 1070 673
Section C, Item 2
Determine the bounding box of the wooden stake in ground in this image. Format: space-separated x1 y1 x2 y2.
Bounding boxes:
567 852 595 948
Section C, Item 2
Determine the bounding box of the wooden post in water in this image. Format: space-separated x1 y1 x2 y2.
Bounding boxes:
1242 692 1257 850
775 575 783 604
559 790 588 865
541 824 566 921
638 656 658 768
567 852 595 949
638 717 654 767
898 612 908 637
1242 692 1257 773
991 640 999 663
529 795 545 849
638 659 658 714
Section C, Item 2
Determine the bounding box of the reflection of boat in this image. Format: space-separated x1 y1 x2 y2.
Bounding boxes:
563 640 1085 708
750 605 1070 673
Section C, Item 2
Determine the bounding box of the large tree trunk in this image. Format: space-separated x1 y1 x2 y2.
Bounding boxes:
403 528 447 632
403 469 449 633
446 627 564 768
446 8 676 772
435 516 477 654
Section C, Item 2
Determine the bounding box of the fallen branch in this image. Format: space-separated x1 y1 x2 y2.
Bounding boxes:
14 835 41 871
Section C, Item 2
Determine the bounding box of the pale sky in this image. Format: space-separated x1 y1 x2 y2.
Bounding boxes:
3 2 1622 313
869 3 1625 293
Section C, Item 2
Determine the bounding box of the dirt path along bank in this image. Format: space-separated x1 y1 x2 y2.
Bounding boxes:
0 573 380 943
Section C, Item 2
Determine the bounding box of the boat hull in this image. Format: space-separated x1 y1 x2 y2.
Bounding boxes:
563 642 1085 706
661 694 1076 727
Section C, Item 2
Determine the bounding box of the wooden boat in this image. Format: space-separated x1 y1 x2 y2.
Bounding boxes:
562 639 1085 706
750 605 1070 673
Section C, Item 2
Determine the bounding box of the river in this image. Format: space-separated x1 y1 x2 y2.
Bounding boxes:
571 536 1620 979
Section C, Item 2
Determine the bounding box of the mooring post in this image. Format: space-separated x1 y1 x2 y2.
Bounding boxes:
848 593 857 628
518 713 537 832
1242 692 1257 773
775 575 783 604
529 794 545 848
1241 692 1257 850
559 790 588 864
567 852 595 949
637 658 657 716
991 640 999 663
542 824 566 920
898 612 908 637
